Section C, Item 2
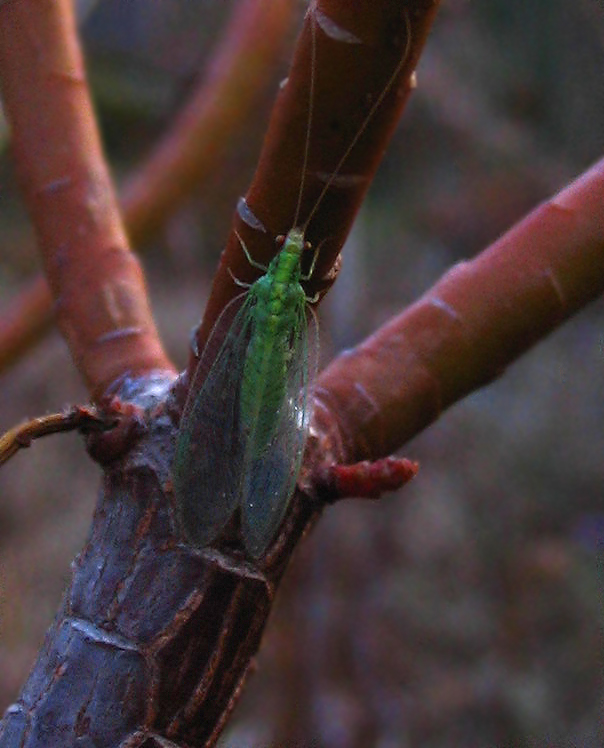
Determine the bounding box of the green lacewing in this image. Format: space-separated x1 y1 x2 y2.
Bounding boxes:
173 4 411 557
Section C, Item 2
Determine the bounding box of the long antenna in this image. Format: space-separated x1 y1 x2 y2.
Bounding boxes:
300 7 412 233
292 3 318 229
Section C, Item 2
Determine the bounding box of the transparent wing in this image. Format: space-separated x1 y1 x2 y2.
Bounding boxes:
172 293 255 548
242 302 319 558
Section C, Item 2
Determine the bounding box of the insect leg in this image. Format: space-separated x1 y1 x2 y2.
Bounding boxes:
227 266 252 289
300 241 321 282
235 230 269 273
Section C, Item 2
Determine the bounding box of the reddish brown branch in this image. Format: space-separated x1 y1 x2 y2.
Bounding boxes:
0 0 294 380
189 0 439 389
0 0 172 397
312 156 604 465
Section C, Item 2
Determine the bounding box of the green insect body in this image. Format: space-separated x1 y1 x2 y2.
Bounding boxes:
237 228 317 556
240 230 307 448
172 227 317 558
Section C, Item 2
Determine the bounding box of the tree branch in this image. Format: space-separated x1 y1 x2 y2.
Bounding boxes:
311 156 604 466
187 0 438 396
0 0 172 397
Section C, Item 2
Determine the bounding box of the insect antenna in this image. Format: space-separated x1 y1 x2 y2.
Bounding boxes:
292 3 318 230
299 6 412 236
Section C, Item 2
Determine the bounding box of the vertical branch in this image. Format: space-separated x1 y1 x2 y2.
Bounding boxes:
0 0 172 397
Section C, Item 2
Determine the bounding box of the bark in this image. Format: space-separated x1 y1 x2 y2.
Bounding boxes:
0 395 273 748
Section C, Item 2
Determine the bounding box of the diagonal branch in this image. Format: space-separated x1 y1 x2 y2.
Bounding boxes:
311 156 604 466
0 405 114 467
188 0 439 393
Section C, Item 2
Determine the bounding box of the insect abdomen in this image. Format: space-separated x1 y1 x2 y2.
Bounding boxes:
240 274 304 455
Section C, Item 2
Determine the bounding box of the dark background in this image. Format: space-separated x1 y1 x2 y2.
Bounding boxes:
1 1 604 745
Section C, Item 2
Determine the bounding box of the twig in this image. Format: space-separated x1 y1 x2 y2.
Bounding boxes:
0 405 115 467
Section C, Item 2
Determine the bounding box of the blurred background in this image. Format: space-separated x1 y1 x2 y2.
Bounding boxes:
1 0 604 745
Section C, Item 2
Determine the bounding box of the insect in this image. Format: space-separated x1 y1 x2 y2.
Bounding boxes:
172 5 411 558
172 226 319 558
